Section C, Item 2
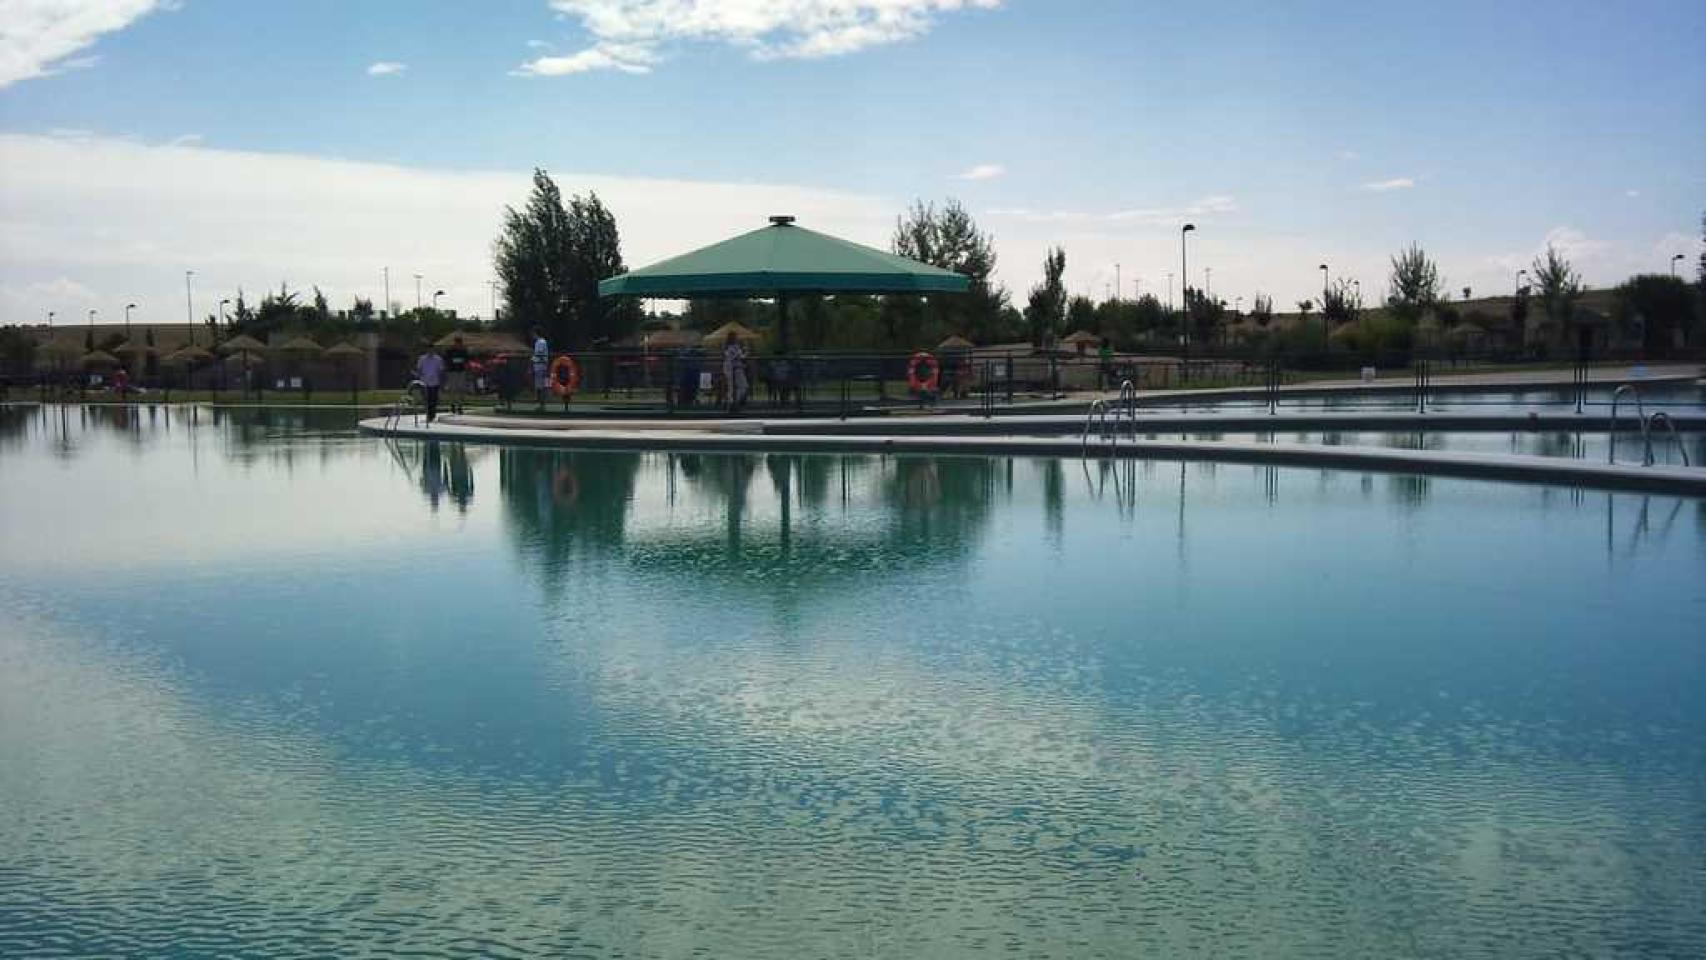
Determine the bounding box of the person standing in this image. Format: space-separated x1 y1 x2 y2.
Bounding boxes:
531 326 550 410
444 334 470 413
722 332 747 414
415 342 446 423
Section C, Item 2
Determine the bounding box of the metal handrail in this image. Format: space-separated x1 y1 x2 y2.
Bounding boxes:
1609 384 1647 465
1117 379 1137 441
1645 412 1690 467
1081 399 1110 453
385 379 424 430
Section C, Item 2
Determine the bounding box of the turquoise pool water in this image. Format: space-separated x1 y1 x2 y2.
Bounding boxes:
2 405 1704 958
1110 429 1705 466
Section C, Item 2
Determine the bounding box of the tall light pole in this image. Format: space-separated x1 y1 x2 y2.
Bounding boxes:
487 279 498 324
47 310 55 336
432 289 445 311
220 298 231 330
125 302 136 338
1514 268 1527 296
1672 254 1685 277
1180 223 1196 347
1204 266 1212 301
383 267 391 318
1166 272 1174 311
1114 263 1122 304
1318 263 1329 350
414 274 423 311
185 270 195 347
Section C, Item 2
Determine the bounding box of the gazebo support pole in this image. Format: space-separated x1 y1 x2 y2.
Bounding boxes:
777 293 791 356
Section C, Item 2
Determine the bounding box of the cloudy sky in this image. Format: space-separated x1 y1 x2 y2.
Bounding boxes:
1 0 1702 326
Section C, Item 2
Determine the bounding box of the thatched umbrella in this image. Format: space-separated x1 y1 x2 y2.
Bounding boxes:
433 330 529 356
34 338 84 372
162 344 213 368
273 336 323 393
81 349 120 370
937 334 975 350
324 341 366 399
700 321 762 348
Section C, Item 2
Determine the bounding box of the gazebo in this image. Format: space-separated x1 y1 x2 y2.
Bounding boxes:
599 215 969 352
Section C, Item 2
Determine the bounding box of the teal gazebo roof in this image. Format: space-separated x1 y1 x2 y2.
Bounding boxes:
598 216 971 299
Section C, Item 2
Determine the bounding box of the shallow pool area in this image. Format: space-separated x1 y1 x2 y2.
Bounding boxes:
3 405 1704 958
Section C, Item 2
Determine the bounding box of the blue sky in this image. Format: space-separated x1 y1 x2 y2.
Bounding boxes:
2 0 1702 323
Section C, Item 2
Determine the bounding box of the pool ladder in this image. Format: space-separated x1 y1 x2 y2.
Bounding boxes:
1082 380 1138 454
1608 384 1690 467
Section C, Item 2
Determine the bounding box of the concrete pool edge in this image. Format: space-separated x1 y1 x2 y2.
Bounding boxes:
360 417 1706 497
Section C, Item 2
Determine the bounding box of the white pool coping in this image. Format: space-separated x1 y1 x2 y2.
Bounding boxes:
360 415 1706 496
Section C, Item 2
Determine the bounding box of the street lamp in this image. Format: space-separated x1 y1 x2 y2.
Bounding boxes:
1180 223 1196 347
1204 266 1212 301
1166 272 1174 311
414 274 423 311
1514 268 1527 295
219 298 231 330
47 310 55 335
1114 263 1121 304
1672 254 1685 277
487 279 498 324
125 302 136 337
432 289 445 311
1317 263 1330 351
185 270 195 347
383 266 391 318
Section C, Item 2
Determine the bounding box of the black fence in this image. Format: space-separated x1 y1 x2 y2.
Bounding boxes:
5 345 1699 418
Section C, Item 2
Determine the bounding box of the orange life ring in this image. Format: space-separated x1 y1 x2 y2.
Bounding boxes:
548 354 581 397
907 351 940 393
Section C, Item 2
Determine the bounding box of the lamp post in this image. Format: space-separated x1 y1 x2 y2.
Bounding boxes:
47 310 54 335
1318 264 1329 351
219 298 231 330
414 274 423 311
1514 268 1527 295
432 289 445 311
1166 273 1174 311
1114 263 1121 304
487 280 498 324
1204 266 1213 301
124 302 136 337
1672 254 1685 277
185 270 195 347
383 266 391 318
1180 224 1196 347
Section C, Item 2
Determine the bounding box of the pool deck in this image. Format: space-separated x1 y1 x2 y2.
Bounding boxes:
360 413 1706 497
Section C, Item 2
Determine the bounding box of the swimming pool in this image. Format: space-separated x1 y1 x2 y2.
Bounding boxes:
3 405 1704 958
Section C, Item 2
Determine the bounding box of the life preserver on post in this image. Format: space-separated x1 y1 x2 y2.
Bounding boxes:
907 351 940 393
548 354 581 397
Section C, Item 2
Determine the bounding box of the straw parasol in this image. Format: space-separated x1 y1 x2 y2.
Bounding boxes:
273 335 324 359
937 334 975 350
433 330 529 356
113 340 156 362
81 349 120 370
34 338 84 371
161 344 214 368
701 321 762 348
218 334 268 356
323 341 365 361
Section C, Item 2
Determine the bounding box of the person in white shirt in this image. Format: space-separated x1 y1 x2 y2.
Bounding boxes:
416 345 446 423
531 326 550 409
722 332 748 413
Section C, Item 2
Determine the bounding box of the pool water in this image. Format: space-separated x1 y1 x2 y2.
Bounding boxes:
1140 381 1706 413
3 405 1705 958
1105 429 1705 466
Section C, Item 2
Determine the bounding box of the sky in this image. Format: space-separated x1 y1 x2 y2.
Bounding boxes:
1 0 1702 327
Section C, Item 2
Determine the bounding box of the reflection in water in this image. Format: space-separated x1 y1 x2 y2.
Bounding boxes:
2 410 1706 957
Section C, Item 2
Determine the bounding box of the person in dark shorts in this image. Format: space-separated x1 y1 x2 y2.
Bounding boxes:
444 335 470 413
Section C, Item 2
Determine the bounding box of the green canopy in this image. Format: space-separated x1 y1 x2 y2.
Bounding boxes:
599 216 970 351
600 217 970 298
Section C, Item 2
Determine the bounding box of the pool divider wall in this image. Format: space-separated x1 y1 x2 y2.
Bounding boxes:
360 417 1706 497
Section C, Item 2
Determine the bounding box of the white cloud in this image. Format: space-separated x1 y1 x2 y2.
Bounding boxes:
988 194 1237 228
514 43 654 76
166 133 201 147
519 0 1001 76
0 0 168 88
1336 149 1359 161
1360 177 1416 192
0 132 899 323
953 163 1004 182
365 61 407 76
1624 189 1640 198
